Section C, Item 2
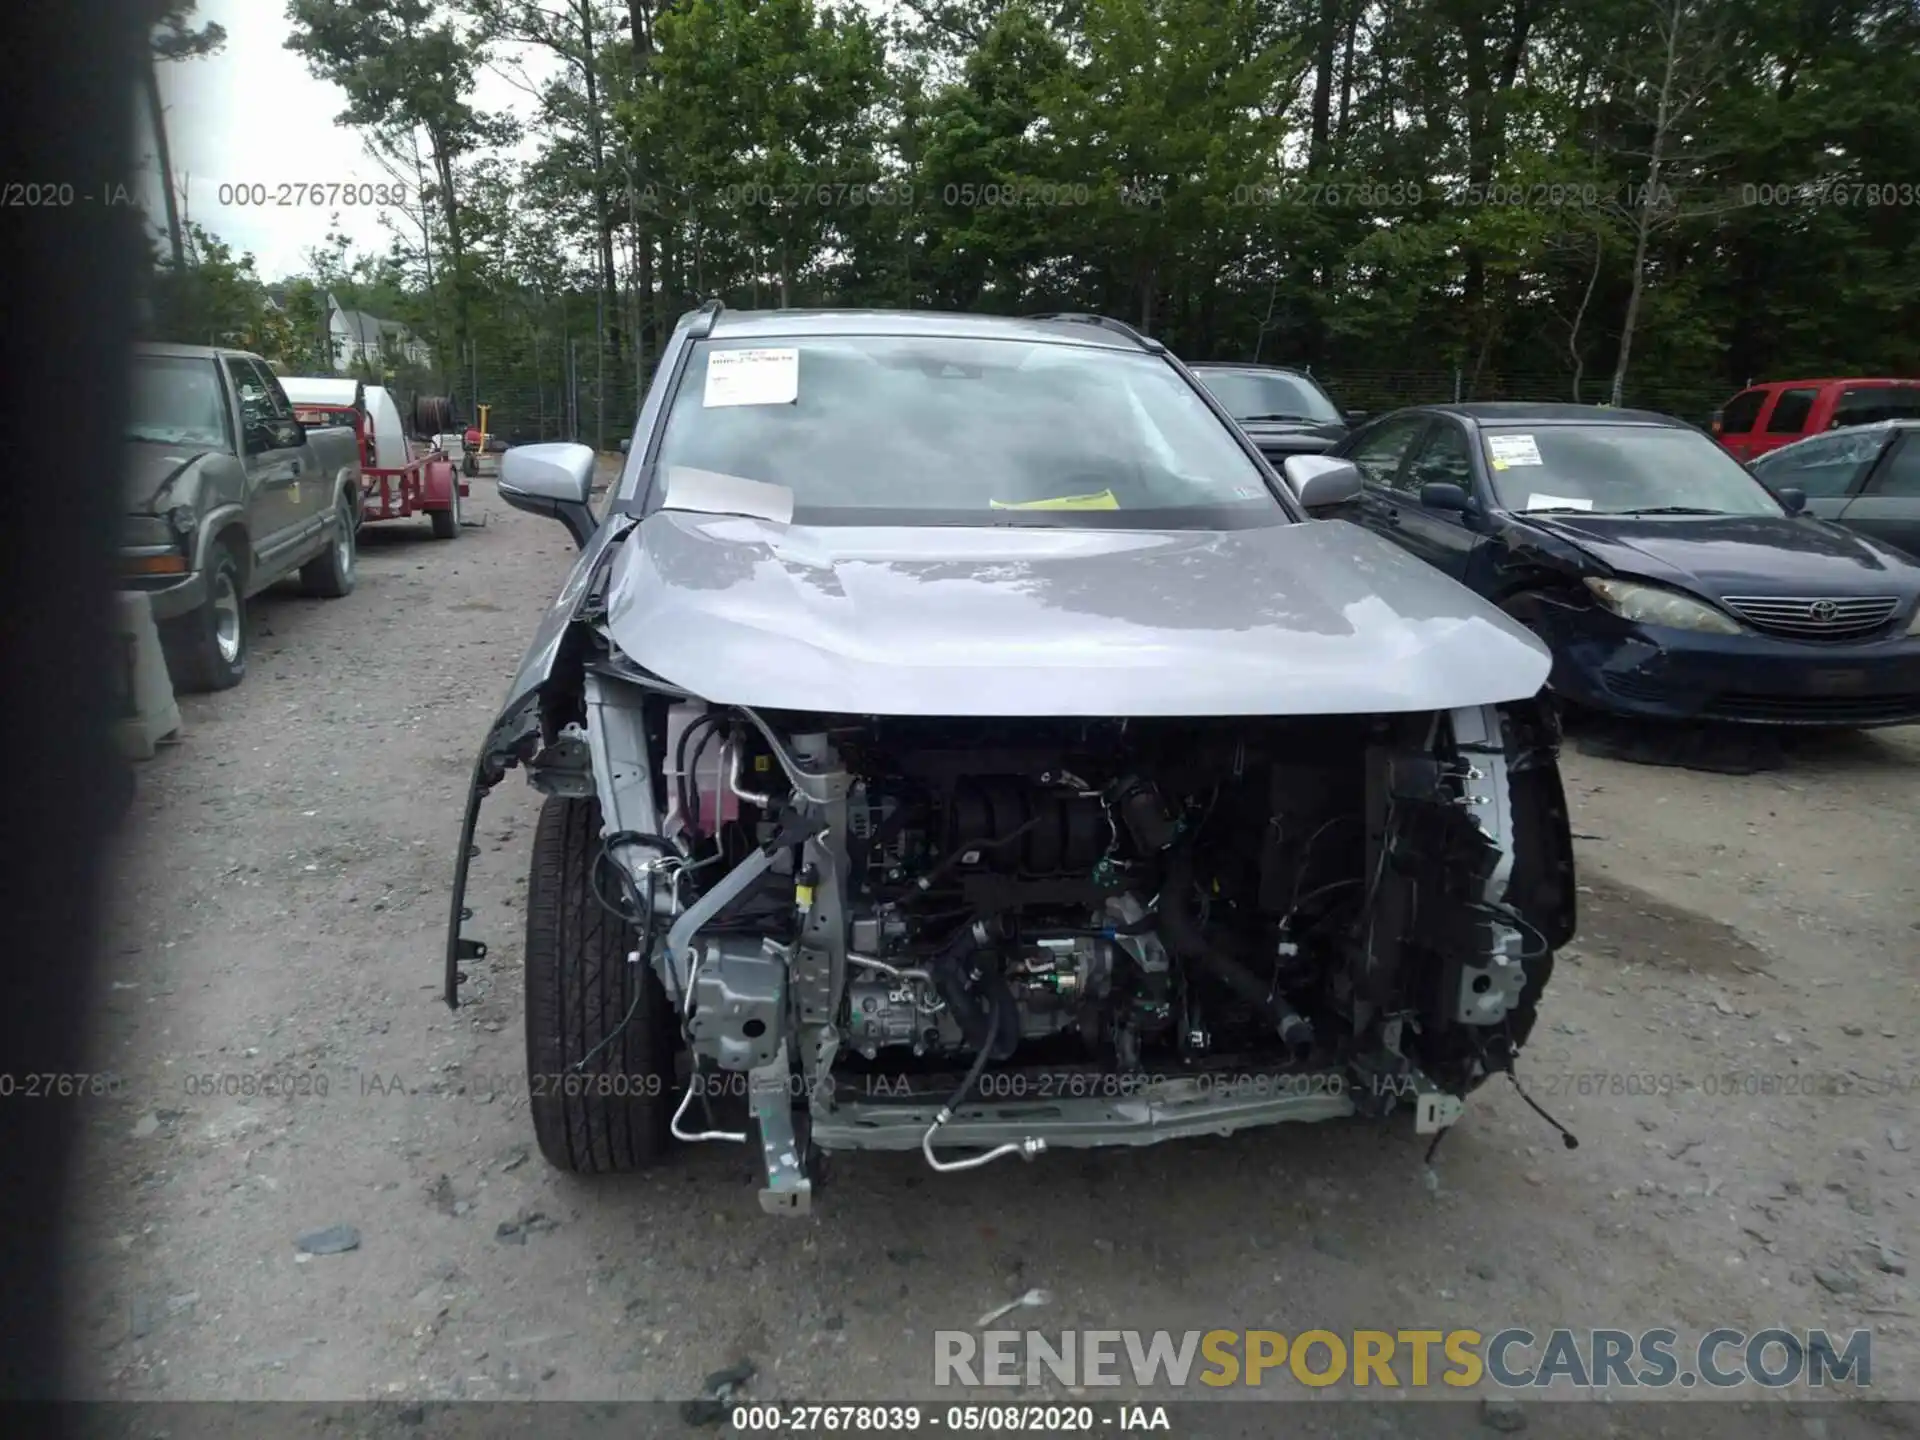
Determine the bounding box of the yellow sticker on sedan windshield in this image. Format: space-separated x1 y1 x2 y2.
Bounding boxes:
989 489 1120 511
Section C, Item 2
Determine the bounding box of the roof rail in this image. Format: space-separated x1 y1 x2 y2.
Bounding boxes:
1025 312 1163 353
689 296 725 338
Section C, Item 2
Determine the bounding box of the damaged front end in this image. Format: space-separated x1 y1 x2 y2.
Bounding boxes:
447 605 1576 1214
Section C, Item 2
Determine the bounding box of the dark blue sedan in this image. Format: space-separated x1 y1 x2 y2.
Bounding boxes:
1317 402 1920 727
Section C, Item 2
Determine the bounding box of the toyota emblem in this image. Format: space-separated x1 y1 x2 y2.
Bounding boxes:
1810 599 1840 623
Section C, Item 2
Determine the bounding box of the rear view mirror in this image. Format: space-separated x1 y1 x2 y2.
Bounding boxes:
1420 481 1473 513
1776 486 1808 516
500 442 598 548
1282 454 1363 511
619 437 632 455
1343 410 1369 427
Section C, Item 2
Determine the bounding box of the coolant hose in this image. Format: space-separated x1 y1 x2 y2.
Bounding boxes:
1158 848 1314 1050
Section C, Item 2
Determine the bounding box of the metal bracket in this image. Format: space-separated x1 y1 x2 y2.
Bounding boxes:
752 1039 812 1215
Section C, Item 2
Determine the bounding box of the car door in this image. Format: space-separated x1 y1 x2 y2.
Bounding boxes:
223 356 309 570
1339 413 1430 549
1714 386 1770 459
1750 429 1889 523
1392 417 1485 582
1750 385 1819 458
1836 431 1920 556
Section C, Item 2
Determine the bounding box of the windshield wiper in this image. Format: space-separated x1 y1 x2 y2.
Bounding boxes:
1237 412 1327 425
1608 506 1726 516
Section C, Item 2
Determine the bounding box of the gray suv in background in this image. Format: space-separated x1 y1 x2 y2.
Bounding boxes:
122 343 362 691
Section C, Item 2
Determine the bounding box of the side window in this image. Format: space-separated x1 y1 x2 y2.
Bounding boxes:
1864 435 1920 497
1719 388 1766 435
1348 416 1427 489
1755 432 1883 498
1765 387 1817 434
250 362 294 420
224 358 272 452
1403 422 1474 497
1834 386 1920 429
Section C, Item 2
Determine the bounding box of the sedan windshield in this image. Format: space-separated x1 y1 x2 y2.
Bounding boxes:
647 335 1285 527
1192 368 1341 424
128 356 231 449
1482 424 1785 517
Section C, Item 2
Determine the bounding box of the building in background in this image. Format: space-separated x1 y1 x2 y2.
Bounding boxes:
324 292 431 374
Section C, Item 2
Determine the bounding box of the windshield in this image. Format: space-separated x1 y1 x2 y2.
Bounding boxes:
1191 368 1341 424
1482 424 1785 517
129 356 231 449
646 335 1285 527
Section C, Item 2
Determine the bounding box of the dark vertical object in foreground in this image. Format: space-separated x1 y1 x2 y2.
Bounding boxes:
0 0 143 1407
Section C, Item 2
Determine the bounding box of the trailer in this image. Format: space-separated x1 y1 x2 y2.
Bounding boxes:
281 378 468 540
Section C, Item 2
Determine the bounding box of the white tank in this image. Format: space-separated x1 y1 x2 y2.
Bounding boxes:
281 377 410 471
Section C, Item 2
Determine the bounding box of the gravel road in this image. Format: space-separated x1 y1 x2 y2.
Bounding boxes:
68 477 1920 1432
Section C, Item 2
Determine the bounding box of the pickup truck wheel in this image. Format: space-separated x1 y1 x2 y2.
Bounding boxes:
429 475 461 540
161 541 247 693
300 495 357 598
525 795 676 1173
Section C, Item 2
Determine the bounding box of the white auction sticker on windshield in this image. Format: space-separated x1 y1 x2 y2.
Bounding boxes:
703 348 799 408
1487 433 1543 467
1524 493 1592 511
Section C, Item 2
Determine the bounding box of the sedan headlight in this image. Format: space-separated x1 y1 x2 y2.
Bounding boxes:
1906 606 1920 637
1584 577 1743 634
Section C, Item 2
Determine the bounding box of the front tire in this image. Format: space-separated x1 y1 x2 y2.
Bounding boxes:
161 539 247 693
300 495 357 598
524 795 677 1173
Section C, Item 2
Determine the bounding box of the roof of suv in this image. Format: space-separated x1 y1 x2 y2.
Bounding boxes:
706 308 1146 349
1188 361 1316 376
1420 401 1684 427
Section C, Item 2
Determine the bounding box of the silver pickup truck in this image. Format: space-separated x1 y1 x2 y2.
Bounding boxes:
122 342 362 691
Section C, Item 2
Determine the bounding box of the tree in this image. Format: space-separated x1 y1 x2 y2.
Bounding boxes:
286 0 516 389
146 1 227 271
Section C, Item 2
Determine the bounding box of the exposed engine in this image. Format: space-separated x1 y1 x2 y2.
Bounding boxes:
504 673 1574 1213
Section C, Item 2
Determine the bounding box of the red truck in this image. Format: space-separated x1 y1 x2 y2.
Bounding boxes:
1712 377 1920 461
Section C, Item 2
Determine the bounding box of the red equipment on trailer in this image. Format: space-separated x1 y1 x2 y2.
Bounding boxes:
281 378 469 540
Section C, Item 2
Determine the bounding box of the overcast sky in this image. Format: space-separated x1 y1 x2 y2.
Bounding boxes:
150 0 556 281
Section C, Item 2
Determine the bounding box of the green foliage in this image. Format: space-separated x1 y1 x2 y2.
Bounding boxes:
149 0 1920 429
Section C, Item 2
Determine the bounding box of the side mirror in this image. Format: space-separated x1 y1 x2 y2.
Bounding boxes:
1342 410 1369 427
499 442 598 548
1420 481 1473 513
1282 454 1364 511
1776 486 1808 516
619 437 632 455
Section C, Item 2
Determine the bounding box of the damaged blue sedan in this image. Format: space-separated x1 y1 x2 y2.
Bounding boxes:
1323 403 1920 729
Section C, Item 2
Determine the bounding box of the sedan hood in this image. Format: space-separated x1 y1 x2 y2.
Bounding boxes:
605 513 1549 717
1522 513 1920 597
123 443 212 515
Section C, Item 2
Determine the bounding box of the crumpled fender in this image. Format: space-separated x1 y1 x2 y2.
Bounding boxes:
442 515 635 1008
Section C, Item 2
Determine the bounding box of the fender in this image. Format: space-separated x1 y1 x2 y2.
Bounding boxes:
193 503 249 572
442 514 636 1008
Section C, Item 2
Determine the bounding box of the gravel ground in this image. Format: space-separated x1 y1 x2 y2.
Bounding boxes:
67 477 1920 1431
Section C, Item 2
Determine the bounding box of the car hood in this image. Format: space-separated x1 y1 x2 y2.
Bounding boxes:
604 512 1550 717
1518 512 1920 597
123 444 214 515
